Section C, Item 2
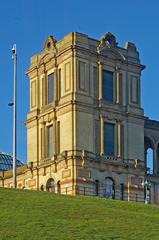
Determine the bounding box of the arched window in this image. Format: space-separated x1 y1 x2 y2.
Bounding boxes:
57 181 61 194
46 178 55 192
95 180 99 196
104 177 115 199
147 148 153 174
144 137 154 175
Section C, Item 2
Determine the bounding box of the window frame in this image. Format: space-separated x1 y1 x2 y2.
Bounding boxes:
47 72 55 104
104 122 115 156
47 124 53 158
102 69 114 102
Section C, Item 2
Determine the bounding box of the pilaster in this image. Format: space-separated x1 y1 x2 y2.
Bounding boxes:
98 62 103 100
100 114 104 155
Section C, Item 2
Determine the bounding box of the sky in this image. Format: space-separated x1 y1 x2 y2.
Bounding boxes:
0 0 159 163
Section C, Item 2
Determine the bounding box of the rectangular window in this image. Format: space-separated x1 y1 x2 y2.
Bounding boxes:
47 125 53 157
48 73 54 104
104 123 114 156
102 70 113 102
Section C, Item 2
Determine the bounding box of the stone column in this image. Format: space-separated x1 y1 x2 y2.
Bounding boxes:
53 118 56 155
39 64 46 107
144 150 147 170
58 68 61 101
40 122 45 159
98 62 103 100
154 148 158 175
155 183 159 204
138 73 141 107
117 120 121 158
100 114 104 155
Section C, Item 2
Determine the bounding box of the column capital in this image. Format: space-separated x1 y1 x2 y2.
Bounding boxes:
39 116 45 124
115 64 121 71
99 113 104 119
116 118 122 123
98 60 104 65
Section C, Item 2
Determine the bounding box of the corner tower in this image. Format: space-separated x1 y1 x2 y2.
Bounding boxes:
25 32 146 201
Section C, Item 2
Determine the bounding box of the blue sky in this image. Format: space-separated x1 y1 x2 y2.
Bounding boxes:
0 0 159 163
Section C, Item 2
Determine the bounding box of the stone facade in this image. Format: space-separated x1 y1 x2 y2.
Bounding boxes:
1 32 159 203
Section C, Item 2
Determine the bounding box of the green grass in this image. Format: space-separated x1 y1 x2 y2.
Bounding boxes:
0 188 159 240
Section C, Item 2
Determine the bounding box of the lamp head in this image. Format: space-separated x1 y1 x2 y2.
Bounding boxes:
12 44 16 55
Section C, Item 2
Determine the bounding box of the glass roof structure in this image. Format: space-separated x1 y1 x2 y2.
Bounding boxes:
0 152 23 171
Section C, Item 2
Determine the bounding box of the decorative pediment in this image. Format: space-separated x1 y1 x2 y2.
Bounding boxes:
99 32 118 48
97 32 125 61
38 36 57 65
43 35 57 51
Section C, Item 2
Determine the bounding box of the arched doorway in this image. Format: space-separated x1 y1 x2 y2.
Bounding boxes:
57 181 61 194
104 177 115 199
46 178 55 192
144 136 154 174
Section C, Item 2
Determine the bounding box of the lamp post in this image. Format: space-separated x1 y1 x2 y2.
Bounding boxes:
12 44 17 189
142 179 151 204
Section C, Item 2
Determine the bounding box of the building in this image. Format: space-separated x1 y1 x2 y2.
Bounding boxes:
0 152 24 187
1 32 159 203
0 152 23 171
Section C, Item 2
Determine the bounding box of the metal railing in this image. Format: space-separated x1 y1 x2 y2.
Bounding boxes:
44 184 145 203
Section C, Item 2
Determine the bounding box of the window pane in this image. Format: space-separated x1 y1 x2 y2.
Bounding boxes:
104 123 114 156
48 73 54 103
102 70 113 102
48 125 53 157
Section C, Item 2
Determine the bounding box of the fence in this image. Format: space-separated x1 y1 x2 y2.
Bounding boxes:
45 184 145 203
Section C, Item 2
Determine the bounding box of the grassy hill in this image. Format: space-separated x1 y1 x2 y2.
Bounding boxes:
0 188 159 240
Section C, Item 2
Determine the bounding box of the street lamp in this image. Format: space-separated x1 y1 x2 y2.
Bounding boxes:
142 179 151 204
12 44 17 188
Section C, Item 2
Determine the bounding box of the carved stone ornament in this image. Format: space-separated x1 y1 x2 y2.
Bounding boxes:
97 32 118 53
